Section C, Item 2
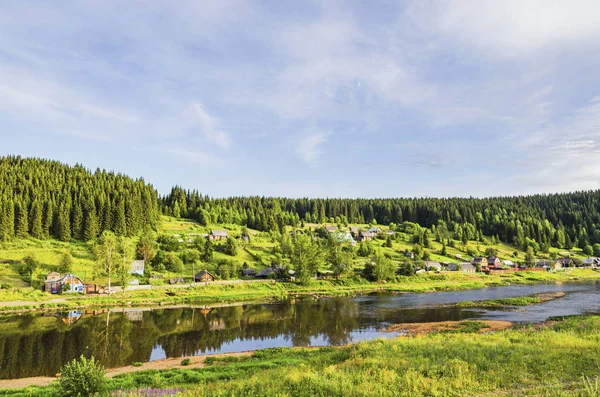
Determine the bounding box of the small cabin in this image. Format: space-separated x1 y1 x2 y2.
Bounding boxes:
209 230 228 241
195 270 215 282
45 273 84 294
241 269 256 277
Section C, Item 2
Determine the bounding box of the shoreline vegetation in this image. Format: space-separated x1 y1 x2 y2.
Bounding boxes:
0 270 598 314
2 315 599 396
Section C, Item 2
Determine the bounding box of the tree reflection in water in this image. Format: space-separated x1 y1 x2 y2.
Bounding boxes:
0 296 477 379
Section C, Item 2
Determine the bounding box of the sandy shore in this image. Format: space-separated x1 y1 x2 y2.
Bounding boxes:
386 320 514 335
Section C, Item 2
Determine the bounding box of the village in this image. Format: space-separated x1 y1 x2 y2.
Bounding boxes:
41 225 600 296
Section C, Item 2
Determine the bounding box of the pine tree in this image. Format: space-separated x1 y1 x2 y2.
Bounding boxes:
71 201 83 240
84 210 99 241
29 200 43 239
56 203 71 241
113 200 127 236
15 201 29 238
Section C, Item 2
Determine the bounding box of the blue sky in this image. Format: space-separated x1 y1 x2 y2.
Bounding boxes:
1 1 600 198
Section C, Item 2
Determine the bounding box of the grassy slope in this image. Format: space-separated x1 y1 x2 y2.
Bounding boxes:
3 315 600 396
0 216 594 305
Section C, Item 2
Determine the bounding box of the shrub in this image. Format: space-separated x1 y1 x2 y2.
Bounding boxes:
57 355 107 397
132 361 143 367
181 358 191 366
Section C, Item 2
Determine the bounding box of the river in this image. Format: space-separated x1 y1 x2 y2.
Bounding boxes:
0 281 598 379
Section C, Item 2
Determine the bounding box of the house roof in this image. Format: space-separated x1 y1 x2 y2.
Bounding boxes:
557 258 573 265
503 260 514 265
350 226 360 232
360 231 375 237
368 227 382 233
210 230 228 237
256 267 277 277
472 257 486 263
325 226 338 232
45 273 82 284
242 269 256 276
583 258 598 265
195 270 215 279
424 261 441 269
461 263 476 270
488 256 500 262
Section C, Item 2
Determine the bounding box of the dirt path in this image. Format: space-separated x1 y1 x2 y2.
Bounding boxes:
0 351 254 390
0 298 67 307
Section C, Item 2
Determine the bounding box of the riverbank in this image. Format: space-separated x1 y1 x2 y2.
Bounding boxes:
3 315 599 396
0 269 598 314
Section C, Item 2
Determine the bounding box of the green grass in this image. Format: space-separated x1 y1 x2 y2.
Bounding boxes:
4 315 600 396
457 296 543 307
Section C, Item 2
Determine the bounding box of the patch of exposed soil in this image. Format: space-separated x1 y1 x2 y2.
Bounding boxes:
386 320 513 335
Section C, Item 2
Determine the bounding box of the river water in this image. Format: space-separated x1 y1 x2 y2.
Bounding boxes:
0 281 598 379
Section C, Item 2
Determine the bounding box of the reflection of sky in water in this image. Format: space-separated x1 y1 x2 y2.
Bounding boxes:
149 328 401 361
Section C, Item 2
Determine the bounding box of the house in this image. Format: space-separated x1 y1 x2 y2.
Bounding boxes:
449 263 476 273
423 261 442 271
194 270 215 282
487 257 502 269
357 231 375 242
325 225 338 233
472 257 488 270
503 260 516 268
535 260 555 270
557 258 574 268
256 267 278 279
209 230 228 241
45 273 84 294
349 226 360 237
404 251 415 259
130 260 145 275
241 269 256 277
368 227 382 234
335 231 357 246
583 258 600 268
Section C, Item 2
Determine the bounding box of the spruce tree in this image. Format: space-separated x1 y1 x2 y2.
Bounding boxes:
30 200 43 239
15 201 29 238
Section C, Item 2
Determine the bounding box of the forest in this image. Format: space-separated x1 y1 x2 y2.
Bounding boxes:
2 155 600 254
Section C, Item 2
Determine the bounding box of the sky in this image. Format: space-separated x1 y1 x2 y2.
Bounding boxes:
1 1 600 198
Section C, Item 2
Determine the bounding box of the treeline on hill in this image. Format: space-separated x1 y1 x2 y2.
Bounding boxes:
0 156 160 242
162 186 600 252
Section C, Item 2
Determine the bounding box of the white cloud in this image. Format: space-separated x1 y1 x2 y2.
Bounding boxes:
192 103 231 149
297 132 331 165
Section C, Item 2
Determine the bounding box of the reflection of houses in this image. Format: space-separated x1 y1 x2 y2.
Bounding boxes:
194 270 215 282
200 307 214 317
209 319 226 331
130 260 145 275
45 272 84 294
125 310 144 322
61 310 83 325
209 230 228 241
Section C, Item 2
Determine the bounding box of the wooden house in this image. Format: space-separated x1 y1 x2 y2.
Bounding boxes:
557 258 574 268
194 270 215 282
256 267 278 279
404 251 415 259
368 227 383 234
449 263 476 273
325 225 338 233
487 257 502 269
45 273 84 294
241 269 256 277
583 258 600 268
349 226 360 237
209 230 228 241
472 257 488 270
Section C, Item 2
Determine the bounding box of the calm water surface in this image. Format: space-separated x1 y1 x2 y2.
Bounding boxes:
0 281 598 379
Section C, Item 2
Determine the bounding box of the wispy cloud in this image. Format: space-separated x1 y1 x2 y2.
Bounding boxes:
191 103 231 149
297 132 331 165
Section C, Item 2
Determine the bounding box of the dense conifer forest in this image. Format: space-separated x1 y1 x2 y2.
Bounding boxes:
0 156 160 242
1 156 600 253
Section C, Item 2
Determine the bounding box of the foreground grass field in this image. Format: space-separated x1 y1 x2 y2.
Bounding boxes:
3 315 599 396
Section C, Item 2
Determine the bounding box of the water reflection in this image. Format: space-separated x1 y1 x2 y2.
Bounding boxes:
0 281 597 380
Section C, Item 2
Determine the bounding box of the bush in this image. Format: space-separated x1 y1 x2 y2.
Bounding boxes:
132 361 143 367
57 355 107 397
181 358 191 366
